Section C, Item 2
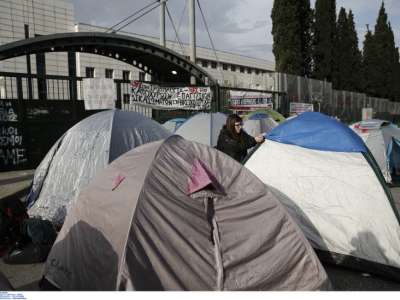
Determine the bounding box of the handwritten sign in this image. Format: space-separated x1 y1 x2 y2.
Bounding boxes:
83 78 116 110
289 102 314 115
229 90 273 107
130 81 211 110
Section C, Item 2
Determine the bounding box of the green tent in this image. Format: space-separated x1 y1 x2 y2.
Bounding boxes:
244 109 286 123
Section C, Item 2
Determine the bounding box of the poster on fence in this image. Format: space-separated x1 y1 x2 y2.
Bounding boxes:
229 90 273 108
289 102 314 115
83 78 116 110
130 81 211 110
362 108 373 120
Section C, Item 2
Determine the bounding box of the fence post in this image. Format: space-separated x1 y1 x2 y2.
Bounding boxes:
16 75 24 121
297 76 301 102
67 51 78 122
212 84 220 113
116 81 122 109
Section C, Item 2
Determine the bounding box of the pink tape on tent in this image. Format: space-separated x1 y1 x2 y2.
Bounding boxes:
187 159 224 195
112 173 126 191
354 123 369 133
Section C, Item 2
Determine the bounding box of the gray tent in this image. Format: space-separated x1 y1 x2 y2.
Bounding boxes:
175 112 226 147
44 136 330 291
26 110 170 227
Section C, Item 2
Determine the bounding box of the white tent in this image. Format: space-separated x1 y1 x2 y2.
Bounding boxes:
162 118 187 133
175 112 227 147
243 112 278 137
26 110 170 227
245 112 400 281
350 119 400 183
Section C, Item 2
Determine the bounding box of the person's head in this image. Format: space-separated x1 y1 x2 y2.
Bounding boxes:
226 114 243 135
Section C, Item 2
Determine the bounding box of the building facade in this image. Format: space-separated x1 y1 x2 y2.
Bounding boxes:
0 0 276 91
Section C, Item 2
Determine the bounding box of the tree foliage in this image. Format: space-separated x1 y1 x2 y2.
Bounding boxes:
362 2 400 100
271 0 312 76
312 0 336 81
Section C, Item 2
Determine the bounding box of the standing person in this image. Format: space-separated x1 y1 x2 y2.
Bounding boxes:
216 114 264 162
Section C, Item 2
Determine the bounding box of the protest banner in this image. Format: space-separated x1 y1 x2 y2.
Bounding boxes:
130 81 211 110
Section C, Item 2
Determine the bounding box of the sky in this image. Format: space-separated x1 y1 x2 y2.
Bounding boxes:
70 0 400 62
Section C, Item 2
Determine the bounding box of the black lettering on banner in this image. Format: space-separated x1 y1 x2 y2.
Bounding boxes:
130 82 211 110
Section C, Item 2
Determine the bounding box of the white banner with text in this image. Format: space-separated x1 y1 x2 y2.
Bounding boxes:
130 81 212 110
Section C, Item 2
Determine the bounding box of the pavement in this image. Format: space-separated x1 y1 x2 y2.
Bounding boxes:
0 170 34 200
1 170 400 291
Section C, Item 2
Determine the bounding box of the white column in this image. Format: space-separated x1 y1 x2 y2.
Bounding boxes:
160 0 166 47
189 0 196 84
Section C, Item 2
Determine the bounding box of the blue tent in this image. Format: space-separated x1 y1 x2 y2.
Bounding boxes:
267 112 367 153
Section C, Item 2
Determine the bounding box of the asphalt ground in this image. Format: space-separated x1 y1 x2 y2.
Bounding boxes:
1 170 400 291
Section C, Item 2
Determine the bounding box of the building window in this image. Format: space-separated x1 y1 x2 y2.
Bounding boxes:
222 63 228 70
139 71 145 81
231 65 236 72
85 67 95 78
122 70 131 81
211 61 217 69
105 68 114 79
240 66 244 73
255 69 260 75
201 60 208 68
247 68 252 74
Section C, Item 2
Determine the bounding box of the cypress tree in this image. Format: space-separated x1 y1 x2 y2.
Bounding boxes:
387 23 399 101
362 27 380 96
361 2 399 100
346 10 363 92
299 0 313 77
332 7 348 90
312 0 336 81
271 0 312 76
394 48 400 102
332 8 362 92
371 2 397 99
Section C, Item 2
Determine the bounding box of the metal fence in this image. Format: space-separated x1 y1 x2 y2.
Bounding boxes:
276 72 400 123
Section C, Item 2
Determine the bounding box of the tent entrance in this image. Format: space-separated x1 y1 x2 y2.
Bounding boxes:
389 138 400 183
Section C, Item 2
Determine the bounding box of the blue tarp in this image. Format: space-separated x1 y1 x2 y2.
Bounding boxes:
267 112 367 153
248 112 270 120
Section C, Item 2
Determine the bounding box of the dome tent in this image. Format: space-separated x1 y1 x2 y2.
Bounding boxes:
243 112 278 137
245 112 400 281
162 118 187 133
244 109 285 123
174 112 227 147
350 119 400 183
26 109 170 227
43 136 330 291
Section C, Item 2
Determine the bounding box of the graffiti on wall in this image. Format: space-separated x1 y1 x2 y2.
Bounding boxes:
0 100 28 169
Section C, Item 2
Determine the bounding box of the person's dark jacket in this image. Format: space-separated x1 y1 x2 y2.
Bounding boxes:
216 126 257 162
